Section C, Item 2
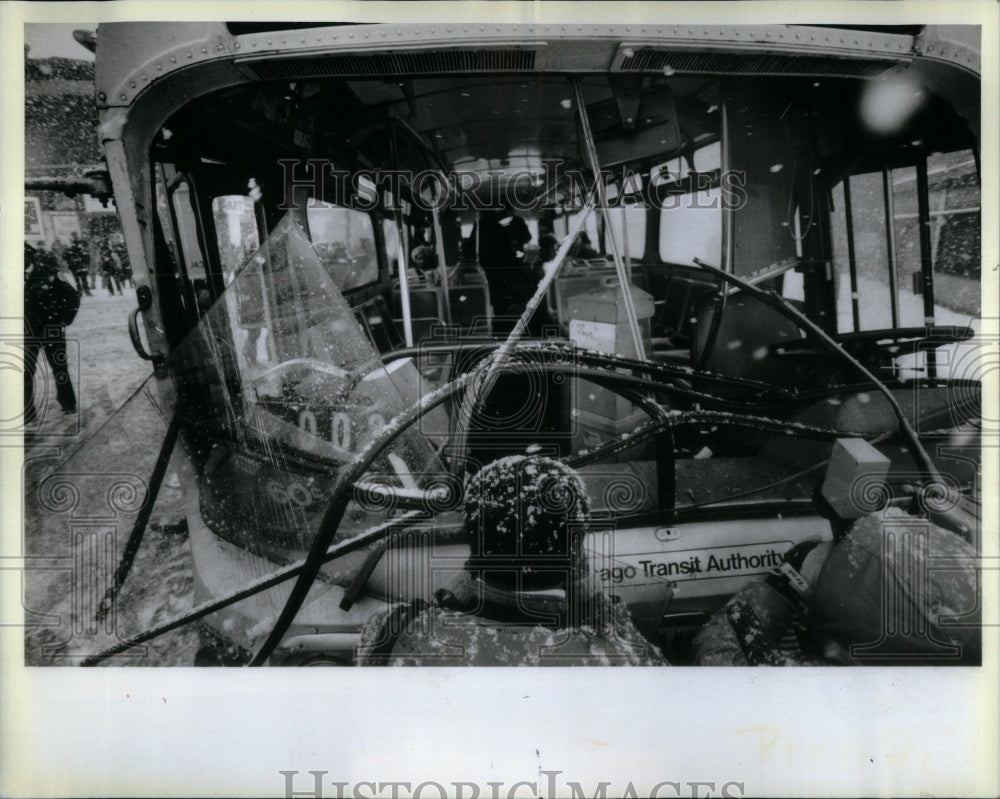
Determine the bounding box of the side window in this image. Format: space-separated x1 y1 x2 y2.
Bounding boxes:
556 209 600 254
692 141 721 172
658 187 722 267
154 169 180 269
830 150 980 334
828 179 854 333
889 165 923 327
651 156 689 184
927 150 980 319
604 175 647 261
831 170 912 331
382 217 401 277
154 165 211 325
657 142 722 266
306 200 378 292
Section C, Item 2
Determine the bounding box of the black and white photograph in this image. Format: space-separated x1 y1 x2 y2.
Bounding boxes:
3 3 998 797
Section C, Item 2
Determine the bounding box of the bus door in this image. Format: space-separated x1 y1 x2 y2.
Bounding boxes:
826 151 981 378
153 165 217 343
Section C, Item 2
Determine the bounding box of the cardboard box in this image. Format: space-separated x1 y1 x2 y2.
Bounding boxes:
821 437 892 519
567 284 654 360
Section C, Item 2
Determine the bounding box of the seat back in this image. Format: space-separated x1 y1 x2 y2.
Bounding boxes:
691 292 804 384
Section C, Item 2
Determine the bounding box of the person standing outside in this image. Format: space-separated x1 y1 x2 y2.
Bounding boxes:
64 232 92 296
98 238 121 295
24 243 81 422
111 236 133 289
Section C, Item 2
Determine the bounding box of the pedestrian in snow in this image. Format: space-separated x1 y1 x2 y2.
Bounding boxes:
358 455 666 666
64 232 92 296
98 238 121 295
24 243 81 422
112 238 133 288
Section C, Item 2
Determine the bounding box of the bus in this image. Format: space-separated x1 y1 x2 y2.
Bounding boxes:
40 20 984 665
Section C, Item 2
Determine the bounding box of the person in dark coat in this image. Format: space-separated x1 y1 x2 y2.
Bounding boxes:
477 204 533 315
357 456 666 666
569 231 600 260
98 239 121 295
24 244 80 422
64 233 92 296
111 238 133 289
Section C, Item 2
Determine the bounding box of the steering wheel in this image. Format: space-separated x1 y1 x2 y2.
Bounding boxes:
250 357 350 388
247 370 476 664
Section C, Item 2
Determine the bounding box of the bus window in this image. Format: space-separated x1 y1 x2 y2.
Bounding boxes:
658 138 722 266
156 166 212 325
306 200 378 292
154 171 180 270
831 150 980 335
837 171 891 331
605 175 646 261
211 195 259 284
692 141 721 172
557 209 600 254
659 186 722 267
526 218 539 246
927 149 981 318
889 165 924 327
651 156 689 185
828 181 853 333
781 267 805 303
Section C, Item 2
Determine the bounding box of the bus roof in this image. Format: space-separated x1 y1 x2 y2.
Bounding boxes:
95 22 979 112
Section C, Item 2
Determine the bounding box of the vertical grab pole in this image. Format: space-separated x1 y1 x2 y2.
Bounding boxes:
621 171 631 275
431 181 453 324
842 178 862 332
389 117 414 347
882 165 900 329
573 80 646 361
916 156 937 379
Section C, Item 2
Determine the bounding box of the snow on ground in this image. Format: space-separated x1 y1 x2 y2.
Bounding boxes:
23 281 200 665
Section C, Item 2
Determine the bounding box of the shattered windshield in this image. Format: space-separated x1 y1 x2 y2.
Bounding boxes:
24 209 450 664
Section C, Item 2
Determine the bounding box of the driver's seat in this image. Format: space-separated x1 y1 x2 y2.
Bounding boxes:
691 291 804 385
